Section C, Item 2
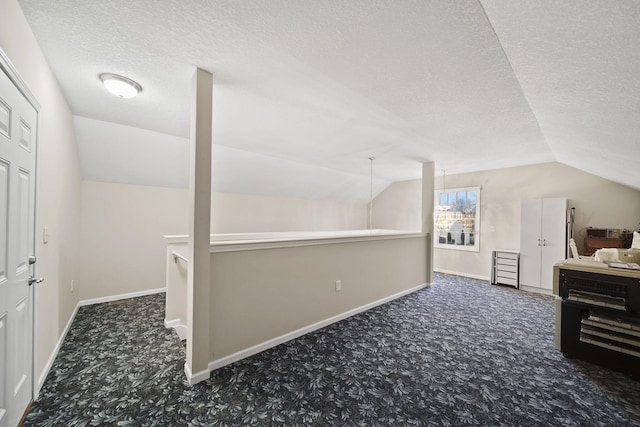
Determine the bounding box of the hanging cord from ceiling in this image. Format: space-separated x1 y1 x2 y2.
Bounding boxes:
442 169 446 192
369 157 375 230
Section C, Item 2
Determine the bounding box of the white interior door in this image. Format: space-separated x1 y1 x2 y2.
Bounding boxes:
540 198 567 290
0 64 38 427
520 199 542 288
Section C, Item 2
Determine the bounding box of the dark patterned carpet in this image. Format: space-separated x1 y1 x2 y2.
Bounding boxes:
26 273 640 426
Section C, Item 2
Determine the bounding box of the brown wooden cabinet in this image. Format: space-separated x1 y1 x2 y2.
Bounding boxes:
583 237 623 256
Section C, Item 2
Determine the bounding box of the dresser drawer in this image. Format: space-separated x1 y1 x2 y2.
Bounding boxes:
497 251 518 261
495 275 518 287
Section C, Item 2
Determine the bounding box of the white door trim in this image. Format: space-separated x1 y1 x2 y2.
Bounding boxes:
0 47 41 408
0 49 40 111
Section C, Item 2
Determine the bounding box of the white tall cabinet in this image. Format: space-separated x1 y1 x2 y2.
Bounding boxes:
520 198 567 292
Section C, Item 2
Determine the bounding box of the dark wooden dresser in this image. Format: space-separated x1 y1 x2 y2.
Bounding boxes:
583 237 623 256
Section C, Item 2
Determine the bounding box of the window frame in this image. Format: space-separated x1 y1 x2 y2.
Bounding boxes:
433 185 481 252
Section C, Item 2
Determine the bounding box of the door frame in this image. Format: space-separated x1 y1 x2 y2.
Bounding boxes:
0 47 41 406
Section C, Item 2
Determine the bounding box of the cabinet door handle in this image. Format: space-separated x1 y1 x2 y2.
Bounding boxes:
537 238 541 247
542 239 547 246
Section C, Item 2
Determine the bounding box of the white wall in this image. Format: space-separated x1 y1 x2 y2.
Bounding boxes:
0 0 82 389
78 182 188 300
372 179 422 230
79 181 367 300
374 162 640 279
212 191 366 233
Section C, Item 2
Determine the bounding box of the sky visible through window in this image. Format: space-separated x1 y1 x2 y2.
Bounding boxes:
435 188 479 250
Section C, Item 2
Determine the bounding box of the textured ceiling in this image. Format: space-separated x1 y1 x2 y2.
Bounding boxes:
15 0 640 203
481 0 640 189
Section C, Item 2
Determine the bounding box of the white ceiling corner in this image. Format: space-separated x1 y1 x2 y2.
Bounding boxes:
74 116 390 203
480 0 640 188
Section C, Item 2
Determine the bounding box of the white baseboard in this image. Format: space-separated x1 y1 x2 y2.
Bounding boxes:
164 318 187 340
519 284 554 296
184 362 210 386
78 287 166 307
35 303 80 398
36 287 167 397
206 283 428 375
164 318 182 328
434 268 490 282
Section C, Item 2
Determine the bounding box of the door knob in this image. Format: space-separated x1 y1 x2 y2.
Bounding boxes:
28 276 44 286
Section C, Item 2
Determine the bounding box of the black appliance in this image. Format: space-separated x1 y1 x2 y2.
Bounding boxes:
557 264 640 377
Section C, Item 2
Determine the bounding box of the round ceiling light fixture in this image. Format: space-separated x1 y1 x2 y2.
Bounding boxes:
99 73 142 99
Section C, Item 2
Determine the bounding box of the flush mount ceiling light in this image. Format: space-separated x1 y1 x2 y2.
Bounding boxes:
99 73 142 99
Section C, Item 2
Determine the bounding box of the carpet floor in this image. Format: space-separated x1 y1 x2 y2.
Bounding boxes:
25 273 640 426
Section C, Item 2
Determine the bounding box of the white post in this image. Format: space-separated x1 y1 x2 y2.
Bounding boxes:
422 162 435 286
185 68 213 384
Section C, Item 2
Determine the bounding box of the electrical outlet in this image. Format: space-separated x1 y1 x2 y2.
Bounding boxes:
43 227 49 244
335 280 342 292
70 279 74 292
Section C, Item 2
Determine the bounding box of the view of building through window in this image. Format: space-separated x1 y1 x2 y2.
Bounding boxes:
434 187 480 251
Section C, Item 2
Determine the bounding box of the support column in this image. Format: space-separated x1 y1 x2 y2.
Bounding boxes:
185 68 213 385
421 162 435 285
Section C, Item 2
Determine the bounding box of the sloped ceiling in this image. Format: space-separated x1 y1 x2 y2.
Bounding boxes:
15 0 640 203
482 0 640 190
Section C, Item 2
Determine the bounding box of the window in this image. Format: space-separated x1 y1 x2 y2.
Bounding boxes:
434 186 480 252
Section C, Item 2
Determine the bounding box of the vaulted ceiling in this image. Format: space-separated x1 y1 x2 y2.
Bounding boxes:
17 0 640 203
